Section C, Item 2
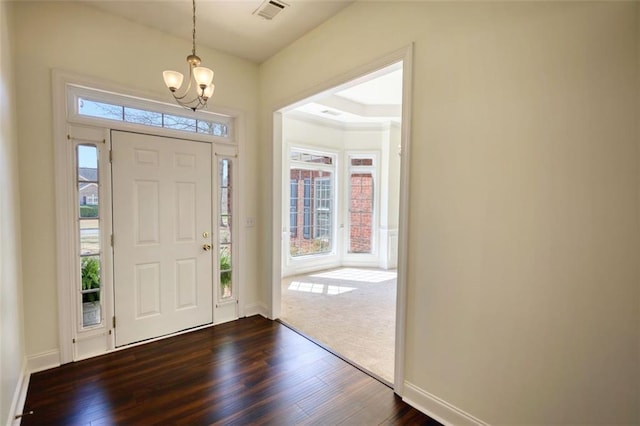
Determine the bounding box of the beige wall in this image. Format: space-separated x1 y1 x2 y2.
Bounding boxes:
0 0 25 422
11 1 260 357
4 1 639 424
637 2 640 418
260 2 639 424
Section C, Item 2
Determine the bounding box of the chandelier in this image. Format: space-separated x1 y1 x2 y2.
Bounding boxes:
162 0 215 111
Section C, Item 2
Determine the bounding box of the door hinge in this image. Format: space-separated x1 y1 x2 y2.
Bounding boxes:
110 234 114 247
72 338 76 344
109 149 113 163
112 316 116 328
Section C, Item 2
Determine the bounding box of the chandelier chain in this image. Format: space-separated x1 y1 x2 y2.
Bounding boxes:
192 0 197 56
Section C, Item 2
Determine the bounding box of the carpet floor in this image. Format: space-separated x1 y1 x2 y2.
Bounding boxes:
280 267 396 383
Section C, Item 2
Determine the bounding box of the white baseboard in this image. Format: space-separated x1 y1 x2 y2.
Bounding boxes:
26 349 60 374
243 302 268 318
7 360 28 426
6 351 61 426
403 381 489 426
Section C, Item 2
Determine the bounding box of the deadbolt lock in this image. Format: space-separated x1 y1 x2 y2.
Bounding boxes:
202 231 210 238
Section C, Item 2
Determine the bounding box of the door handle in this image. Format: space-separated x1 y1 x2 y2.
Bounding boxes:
202 244 212 251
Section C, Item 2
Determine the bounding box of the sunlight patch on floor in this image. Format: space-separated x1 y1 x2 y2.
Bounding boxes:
288 281 356 295
311 268 397 283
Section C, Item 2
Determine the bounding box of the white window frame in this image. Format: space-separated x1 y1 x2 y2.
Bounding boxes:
286 145 338 266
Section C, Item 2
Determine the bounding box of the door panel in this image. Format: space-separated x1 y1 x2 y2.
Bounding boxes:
112 131 213 346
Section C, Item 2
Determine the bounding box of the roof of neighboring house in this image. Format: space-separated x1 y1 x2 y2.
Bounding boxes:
79 182 98 193
79 167 98 182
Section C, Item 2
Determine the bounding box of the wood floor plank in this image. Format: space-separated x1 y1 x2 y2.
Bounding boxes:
22 316 438 425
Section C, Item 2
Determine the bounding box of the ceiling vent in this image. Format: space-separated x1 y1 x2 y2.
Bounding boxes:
253 0 289 20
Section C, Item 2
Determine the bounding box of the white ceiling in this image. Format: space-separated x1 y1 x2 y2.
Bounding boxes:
82 0 354 64
79 0 401 124
290 62 403 125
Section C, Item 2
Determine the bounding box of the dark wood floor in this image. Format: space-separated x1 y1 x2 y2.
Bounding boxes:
23 316 439 425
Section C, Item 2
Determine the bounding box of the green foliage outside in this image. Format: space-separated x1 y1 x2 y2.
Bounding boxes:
81 257 100 303
80 205 99 218
220 253 232 288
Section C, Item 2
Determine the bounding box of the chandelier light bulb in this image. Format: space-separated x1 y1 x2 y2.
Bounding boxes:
163 71 184 92
203 84 215 99
193 67 214 88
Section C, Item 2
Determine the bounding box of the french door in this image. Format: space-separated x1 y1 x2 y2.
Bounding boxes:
111 131 214 346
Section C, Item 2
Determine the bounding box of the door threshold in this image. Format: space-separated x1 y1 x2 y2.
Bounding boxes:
276 318 393 389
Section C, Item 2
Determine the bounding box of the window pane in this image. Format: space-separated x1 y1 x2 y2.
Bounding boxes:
124 107 162 127
219 244 232 299
289 168 333 257
290 151 333 165
220 159 232 188
78 98 123 121
349 172 374 253
81 256 101 327
290 180 298 238
78 145 98 181
164 114 197 132
197 120 212 134
219 158 233 300
213 123 228 137
77 144 102 328
197 120 228 137
314 177 332 239
80 219 100 256
220 188 230 215
219 159 232 221
220 217 231 244
78 183 99 217
220 214 231 227
351 158 373 166
78 145 99 219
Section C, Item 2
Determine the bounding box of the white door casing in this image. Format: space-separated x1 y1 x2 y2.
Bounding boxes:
112 131 213 347
271 46 414 393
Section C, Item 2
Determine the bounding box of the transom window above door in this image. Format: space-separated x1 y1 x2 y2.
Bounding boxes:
66 84 234 143
78 98 228 137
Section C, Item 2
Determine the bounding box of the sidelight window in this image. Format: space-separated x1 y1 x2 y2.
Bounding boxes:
218 158 233 300
77 145 102 328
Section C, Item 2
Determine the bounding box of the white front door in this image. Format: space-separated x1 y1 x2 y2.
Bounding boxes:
112 131 213 346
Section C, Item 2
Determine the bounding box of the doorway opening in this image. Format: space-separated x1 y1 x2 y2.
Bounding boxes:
274 60 406 386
